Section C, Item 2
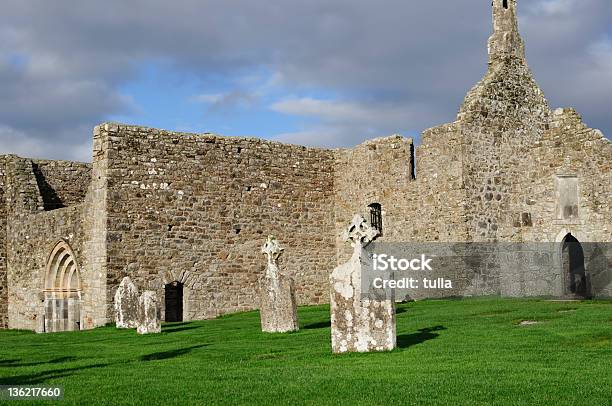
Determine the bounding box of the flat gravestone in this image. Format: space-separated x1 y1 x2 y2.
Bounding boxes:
330 214 396 353
114 276 139 328
137 291 161 335
259 236 299 333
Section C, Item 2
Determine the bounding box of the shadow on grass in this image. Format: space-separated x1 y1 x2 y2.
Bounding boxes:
396 307 409 315
162 325 201 334
139 344 207 361
162 322 194 328
0 363 109 385
0 356 78 368
302 321 331 330
397 325 446 349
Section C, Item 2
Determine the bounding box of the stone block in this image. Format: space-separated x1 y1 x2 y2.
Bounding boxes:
259 236 299 333
137 291 161 335
114 276 139 328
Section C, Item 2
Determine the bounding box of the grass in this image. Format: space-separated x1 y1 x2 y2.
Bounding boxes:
1 298 611 405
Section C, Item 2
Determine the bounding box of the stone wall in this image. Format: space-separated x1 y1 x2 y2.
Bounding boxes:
0 157 7 328
413 123 469 242
0 153 93 330
97 124 336 321
518 109 611 244
78 125 112 329
515 109 612 297
333 135 416 264
458 57 550 242
31 160 91 210
6 205 85 331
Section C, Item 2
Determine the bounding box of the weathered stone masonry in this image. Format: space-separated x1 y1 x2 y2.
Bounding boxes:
0 157 7 328
98 124 336 322
0 0 610 331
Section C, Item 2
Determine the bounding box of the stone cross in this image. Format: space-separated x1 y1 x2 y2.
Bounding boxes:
114 276 139 329
259 236 299 333
262 234 284 266
136 290 161 334
343 214 379 248
330 214 395 353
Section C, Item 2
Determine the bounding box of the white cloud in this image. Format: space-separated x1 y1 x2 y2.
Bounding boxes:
270 97 429 126
0 0 610 160
0 125 92 162
269 97 438 148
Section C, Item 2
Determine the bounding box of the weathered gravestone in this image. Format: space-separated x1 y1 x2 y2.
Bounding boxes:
330 214 396 353
114 276 139 328
137 291 161 335
259 235 299 333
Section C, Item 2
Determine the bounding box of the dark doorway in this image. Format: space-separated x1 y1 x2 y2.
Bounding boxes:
165 281 184 322
561 234 589 298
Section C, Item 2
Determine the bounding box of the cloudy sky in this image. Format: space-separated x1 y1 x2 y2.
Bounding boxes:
1 0 611 162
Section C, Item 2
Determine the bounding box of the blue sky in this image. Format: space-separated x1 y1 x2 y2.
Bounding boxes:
109 64 305 137
1 0 611 161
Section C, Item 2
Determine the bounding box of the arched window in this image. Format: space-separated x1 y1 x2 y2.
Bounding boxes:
43 241 82 332
503 0 509 9
368 203 383 236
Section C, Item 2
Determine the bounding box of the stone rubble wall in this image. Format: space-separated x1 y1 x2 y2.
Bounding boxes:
31 160 91 210
6 205 85 331
518 109 611 244
0 152 107 331
333 135 417 265
413 123 470 242
0 157 7 327
1 155 45 329
98 124 336 322
516 109 612 297
459 56 551 242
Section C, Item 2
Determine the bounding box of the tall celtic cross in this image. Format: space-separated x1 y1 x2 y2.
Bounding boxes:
343 214 379 248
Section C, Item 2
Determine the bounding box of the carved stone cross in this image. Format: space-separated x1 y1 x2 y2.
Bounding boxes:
262 235 284 264
343 214 379 248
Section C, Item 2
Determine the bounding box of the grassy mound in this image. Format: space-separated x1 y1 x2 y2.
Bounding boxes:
1 298 611 405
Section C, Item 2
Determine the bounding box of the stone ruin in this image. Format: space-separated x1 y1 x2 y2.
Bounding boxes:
1 1 610 333
137 290 161 335
330 215 396 353
114 276 139 328
259 236 299 333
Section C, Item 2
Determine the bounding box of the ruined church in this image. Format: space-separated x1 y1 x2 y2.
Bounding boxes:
0 0 610 332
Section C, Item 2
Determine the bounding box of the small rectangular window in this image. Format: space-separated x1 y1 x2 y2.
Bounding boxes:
368 203 383 236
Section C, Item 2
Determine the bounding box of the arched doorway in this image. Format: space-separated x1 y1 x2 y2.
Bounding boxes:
43 241 82 332
561 234 589 298
164 281 183 322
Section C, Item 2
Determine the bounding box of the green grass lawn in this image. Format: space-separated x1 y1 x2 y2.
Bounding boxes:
1 298 611 405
